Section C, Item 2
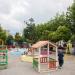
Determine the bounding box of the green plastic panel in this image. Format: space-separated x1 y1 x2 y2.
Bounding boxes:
33 59 38 68
0 46 8 65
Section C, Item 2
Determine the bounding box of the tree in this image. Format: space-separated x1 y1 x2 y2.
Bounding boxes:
15 33 21 41
35 13 69 42
23 18 37 43
70 34 75 42
46 13 67 31
0 25 7 44
15 32 23 45
48 31 57 42
56 26 71 41
6 35 14 45
23 5 75 42
66 0 75 33
35 24 49 41
48 26 71 42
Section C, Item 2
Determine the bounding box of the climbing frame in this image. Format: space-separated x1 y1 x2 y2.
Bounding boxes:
0 45 8 69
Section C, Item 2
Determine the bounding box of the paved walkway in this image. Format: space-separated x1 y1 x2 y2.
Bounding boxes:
0 53 75 75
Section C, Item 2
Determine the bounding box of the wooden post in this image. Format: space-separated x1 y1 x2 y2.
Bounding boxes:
56 47 58 68
32 48 34 68
48 43 50 70
38 47 41 72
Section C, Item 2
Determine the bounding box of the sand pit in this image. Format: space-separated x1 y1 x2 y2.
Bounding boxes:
21 55 33 62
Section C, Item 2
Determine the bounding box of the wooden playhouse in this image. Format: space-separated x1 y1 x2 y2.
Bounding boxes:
31 41 58 72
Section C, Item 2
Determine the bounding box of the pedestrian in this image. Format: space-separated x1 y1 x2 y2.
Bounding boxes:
66 41 72 54
58 45 64 69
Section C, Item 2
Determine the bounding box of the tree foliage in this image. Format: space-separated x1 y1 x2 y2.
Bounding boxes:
6 35 14 45
15 32 23 45
66 1 75 33
0 25 7 44
23 18 37 43
22 0 75 43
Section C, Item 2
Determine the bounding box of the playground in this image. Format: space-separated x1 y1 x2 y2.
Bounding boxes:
0 41 75 75
0 0 75 74
0 50 75 75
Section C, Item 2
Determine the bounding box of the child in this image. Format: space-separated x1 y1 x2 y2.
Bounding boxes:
58 46 64 69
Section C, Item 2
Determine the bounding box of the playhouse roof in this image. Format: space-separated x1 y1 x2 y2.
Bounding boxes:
31 41 57 48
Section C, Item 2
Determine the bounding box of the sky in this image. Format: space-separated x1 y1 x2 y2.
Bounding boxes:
0 0 73 35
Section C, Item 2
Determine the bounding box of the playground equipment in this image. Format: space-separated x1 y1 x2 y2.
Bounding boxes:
0 45 8 69
31 41 58 72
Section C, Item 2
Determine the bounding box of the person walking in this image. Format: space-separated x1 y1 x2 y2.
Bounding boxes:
58 45 64 69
